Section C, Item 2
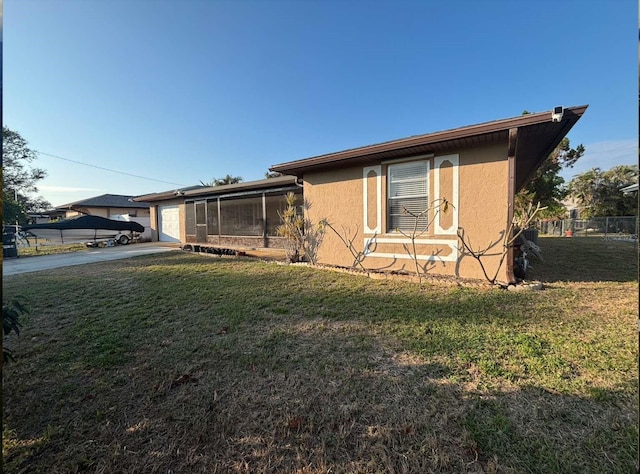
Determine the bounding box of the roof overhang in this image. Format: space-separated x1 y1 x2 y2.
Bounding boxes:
270 105 588 191
133 175 300 202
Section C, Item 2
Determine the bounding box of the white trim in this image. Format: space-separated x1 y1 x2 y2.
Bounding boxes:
363 237 458 262
433 154 459 235
363 165 382 234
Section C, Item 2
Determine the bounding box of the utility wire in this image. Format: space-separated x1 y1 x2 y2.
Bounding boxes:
35 150 189 187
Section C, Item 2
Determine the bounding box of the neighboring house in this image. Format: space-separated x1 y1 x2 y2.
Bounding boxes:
132 176 302 246
270 105 588 284
562 196 583 219
621 183 638 194
54 194 152 240
28 210 66 224
55 194 151 219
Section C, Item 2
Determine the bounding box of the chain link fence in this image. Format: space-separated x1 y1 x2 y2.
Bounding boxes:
536 216 638 242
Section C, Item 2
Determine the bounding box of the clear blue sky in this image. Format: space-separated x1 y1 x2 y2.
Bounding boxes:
4 0 638 207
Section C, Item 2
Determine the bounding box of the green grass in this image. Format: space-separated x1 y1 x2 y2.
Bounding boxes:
16 241 89 257
2 237 638 473
527 235 637 282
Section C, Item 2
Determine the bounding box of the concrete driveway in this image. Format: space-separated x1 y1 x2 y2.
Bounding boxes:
3 243 181 276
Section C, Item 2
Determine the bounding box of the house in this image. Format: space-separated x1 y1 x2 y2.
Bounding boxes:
269 105 588 284
132 176 302 246
562 196 583 219
55 194 151 219
27 210 66 224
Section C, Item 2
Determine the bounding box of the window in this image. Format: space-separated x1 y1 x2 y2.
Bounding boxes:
387 161 429 232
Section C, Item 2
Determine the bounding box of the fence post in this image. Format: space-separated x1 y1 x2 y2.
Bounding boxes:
605 217 608 240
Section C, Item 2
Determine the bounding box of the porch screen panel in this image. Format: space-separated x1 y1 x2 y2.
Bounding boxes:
388 161 429 232
220 196 263 236
185 201 196 236
265 192 301 236
206 200 219 235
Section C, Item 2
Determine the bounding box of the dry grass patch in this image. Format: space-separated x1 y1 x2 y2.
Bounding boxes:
2 238 638 473
16 241 90 257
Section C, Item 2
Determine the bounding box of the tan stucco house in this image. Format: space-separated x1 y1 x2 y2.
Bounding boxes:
270 105 588 284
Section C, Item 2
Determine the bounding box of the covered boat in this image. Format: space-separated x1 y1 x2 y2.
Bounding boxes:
21 215 145 245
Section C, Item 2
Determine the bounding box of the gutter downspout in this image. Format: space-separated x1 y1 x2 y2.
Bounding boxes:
506 127 518 284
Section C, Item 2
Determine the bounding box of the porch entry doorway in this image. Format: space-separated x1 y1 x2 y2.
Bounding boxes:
195 201 207 243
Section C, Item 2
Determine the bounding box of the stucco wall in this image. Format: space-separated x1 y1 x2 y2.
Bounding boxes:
149 205 159 242
303 142 511 282
148 198 185 242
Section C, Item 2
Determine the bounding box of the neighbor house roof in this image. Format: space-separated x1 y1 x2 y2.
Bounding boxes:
621 183 638 193
270 105 588 191
133 175 300 202
56 194 150 210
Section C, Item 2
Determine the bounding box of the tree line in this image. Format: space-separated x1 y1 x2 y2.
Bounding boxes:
515 135 637 219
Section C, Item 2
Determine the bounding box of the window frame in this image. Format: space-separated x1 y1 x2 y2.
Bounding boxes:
386 160 430 233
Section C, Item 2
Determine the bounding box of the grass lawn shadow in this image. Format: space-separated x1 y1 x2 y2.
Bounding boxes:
527 236 638 283
2 250 638 472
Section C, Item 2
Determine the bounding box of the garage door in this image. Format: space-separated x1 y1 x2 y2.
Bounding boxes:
158 205 181 242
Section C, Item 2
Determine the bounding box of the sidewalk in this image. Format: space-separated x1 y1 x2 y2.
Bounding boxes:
2 243 180 276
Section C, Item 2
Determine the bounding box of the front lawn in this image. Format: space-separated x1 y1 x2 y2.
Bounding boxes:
2 237 638 473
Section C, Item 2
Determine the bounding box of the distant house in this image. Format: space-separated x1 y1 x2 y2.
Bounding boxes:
270 105 588 284
28 210 66 224
562 196 583 219
55 194 151 219
132 176 301 246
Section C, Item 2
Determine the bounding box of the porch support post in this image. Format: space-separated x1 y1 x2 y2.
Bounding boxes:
262 192 268 248
506 127 518 284
217 198 221 243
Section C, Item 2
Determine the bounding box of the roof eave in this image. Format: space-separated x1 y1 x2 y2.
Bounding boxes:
270 105 589 176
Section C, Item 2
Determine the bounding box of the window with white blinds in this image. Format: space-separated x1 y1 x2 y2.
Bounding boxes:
387 161 429 232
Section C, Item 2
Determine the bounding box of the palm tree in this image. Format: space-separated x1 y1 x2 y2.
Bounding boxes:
200 175 244 187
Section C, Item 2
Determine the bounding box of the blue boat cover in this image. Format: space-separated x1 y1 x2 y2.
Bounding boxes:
22 215 145 233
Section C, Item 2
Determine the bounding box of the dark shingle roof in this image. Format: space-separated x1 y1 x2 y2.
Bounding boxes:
56 194 150 209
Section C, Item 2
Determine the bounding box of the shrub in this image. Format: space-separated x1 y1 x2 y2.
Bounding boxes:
3 297 28 363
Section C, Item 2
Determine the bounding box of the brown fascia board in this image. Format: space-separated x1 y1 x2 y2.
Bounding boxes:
516 106 589 190
270 105 589 175
132 191 180 202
